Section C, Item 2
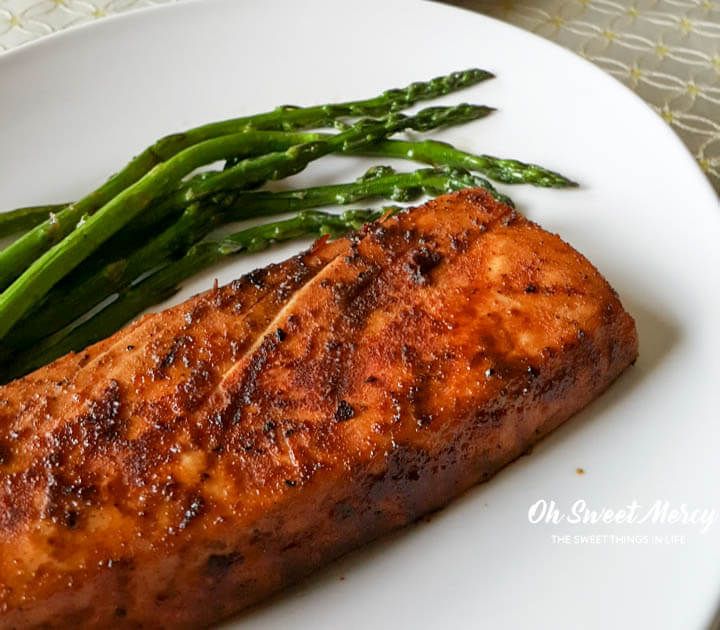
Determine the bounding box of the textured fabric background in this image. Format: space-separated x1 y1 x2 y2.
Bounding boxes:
1 0 718 192
451 0 720 192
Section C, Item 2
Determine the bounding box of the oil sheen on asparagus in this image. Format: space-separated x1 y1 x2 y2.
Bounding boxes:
0 68 576 383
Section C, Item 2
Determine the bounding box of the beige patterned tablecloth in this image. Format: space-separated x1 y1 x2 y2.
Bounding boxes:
1 0 718 192
451 0 720 192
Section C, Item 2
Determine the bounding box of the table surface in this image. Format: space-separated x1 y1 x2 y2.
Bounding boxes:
1 0 718 193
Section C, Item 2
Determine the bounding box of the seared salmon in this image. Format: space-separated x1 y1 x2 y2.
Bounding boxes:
0 189 638 628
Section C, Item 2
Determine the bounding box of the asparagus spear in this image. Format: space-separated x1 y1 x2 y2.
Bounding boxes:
0 107 472 342
34 100 496 316
9 166 498 351
0 102 494 251
1 209 383 382
114 103 494 248
0 201 214 363
352 140 576 187
224 133 576 187
0 203 68 238
104 103 494 260
0 68 491 289
162 104 493 208
3 129 567 244
215 164 510 210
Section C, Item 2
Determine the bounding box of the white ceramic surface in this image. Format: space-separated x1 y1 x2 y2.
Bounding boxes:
1 1 719 628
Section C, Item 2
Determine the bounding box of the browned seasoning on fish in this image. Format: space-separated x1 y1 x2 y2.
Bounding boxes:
0 189 637 628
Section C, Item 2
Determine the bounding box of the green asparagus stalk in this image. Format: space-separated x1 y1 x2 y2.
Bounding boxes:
215 164 509 210
2 103 494 251
0 108 472 342
164 104 493 209
0 202 213 364
108 104 493 247
103 103 493 262
353 140 576 187
4 125 566 247
0 68 491 289
0 203 68 238
1 209 383 382
9 166 498 351
2 124 560 261
224 133 576 187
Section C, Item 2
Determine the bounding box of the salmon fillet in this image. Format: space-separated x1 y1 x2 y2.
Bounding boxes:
0 189 638 628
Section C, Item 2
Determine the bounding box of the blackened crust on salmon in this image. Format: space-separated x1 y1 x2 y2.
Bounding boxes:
0 188 637 628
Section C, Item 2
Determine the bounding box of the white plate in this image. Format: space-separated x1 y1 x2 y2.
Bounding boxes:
1 0 719 628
